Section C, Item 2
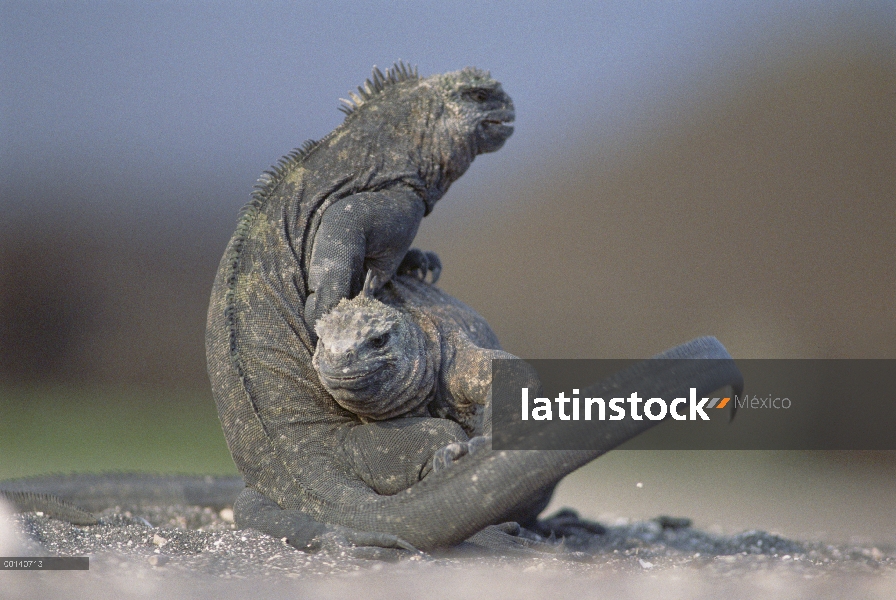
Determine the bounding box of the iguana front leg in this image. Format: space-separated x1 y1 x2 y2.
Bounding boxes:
434 342 552 524
341 418 470 495
440 334 542 437
304 189 427 331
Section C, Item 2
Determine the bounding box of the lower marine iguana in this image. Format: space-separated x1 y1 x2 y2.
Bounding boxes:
313 273 507 439
310 272 559 526
311 275 742 528
312 272 522 479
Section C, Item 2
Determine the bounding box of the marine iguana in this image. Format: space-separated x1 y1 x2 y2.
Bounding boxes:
205 62 521 549
205 62 744 553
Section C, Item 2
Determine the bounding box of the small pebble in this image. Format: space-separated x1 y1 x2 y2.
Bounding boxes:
152 534 168 547
219 508 234 523
147 555 168 567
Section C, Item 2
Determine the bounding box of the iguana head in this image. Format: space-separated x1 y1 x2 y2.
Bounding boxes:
313 285 435 420
338 63 515 196
431 66 516 155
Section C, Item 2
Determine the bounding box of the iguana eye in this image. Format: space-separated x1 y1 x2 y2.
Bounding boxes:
369 332 390 349
465 89 489 103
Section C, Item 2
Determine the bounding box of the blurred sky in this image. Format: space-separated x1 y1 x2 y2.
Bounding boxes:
3 0 892 224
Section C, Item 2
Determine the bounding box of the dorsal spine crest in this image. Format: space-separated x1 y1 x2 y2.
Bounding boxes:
338 61 420 116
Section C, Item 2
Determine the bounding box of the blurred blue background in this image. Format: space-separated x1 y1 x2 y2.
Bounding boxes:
1 1 895 542
3 1 891 221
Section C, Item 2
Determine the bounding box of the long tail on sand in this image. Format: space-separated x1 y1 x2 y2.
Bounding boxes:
0 474 246 524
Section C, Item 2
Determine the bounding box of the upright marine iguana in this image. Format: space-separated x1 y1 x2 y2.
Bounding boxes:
206 62 524 551
204 62 744 553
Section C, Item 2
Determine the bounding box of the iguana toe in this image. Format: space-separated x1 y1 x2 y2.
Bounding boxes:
397 248 441 284
431 436 490 473
432 442 467 473
424 251 441 284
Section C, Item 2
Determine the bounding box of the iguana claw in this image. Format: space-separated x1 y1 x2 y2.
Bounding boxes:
432 436 490 473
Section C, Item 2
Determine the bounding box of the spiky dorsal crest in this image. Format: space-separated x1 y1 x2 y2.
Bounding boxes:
243 63 419 210
338 61 420 116
245 62 420 208
247 138 320 206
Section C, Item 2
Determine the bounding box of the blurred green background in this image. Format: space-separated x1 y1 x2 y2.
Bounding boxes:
0 385 235 478
1 2 894 544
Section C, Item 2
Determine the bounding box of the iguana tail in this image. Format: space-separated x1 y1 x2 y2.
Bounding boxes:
0 490 99 526
0 473 245 523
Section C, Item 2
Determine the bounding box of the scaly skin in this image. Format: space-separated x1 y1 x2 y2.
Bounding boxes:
313 274 551 521
223 336 741 552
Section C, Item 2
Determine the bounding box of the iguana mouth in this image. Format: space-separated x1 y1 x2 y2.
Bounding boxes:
319 363 386 390
481 111 515 138
483 121 514 135
482 121 514 140
482 108 515 126
483 115 515 126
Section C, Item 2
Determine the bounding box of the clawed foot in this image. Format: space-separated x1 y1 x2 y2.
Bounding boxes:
234 487 418 561
397 248 441 284
310 524 420 561
432 436 490 473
